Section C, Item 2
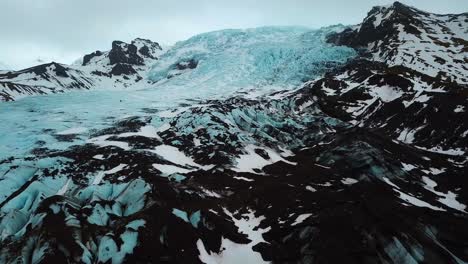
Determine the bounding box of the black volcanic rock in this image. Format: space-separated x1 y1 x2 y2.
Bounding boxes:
109 41 145 65
82 50 103 66
110 63 138 76
176 59 198 70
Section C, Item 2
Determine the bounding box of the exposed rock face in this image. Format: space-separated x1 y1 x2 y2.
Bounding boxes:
82 51 103 66
109 41 144 65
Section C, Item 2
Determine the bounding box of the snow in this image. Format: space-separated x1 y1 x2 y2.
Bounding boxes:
233 176 254 182
397 128 416 144
383 177 400 189
454 105 465 113
87 135 131 151
291 213 313 226
117 125 160 139
153 164 194 175
341 178 358 185
371 86 404 102
306 186 317 192
156 123 171 132
394 189 445 211
422 176 466 212
401 163 417 172
92 164 127 185
93 154 105 160
315 163 331 169
150 145 214 170
157 107 191 118
415 146 465 156
197 209 270 264
421 167 445 175
233 145 296 173
56 127 88 135
383 177 444 211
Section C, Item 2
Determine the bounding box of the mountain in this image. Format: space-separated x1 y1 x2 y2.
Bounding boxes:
0 38 163 101
320 1 468 158
328 2 468 83
0 2 467 264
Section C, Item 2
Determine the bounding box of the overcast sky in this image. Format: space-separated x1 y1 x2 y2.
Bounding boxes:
1 0 466 69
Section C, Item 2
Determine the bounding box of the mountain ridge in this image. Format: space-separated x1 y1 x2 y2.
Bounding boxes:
0 38 163 101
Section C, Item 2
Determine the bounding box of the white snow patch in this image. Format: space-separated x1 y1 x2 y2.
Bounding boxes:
384 177 444 211
401 163 416 172
193 138 202 146
233 176 254 182
395 189 445 211
454 105 465 113
118 125 160 139
371 85 403 102
233 144 296 174
153 164 194 175
156 123 171 132
397 128 416 144
57 127 88 135
93 154 105 160
306 186 317 192
422 176 466 212
150 145 214 170
157 107 191 118
298 100 313 111
314 163 331 169
92 164 127 185
87 135 131 150
383 177 399 189
291 213 313 226
341 178 358 185
415 146 465 156
197 209 270 264
422 167 445 175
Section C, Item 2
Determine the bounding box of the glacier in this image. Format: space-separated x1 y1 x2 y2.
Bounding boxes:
0 25 358 264
148 26 356 97
0 26 355 160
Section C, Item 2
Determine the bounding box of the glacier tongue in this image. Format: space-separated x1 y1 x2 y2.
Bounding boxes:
148 26 356 98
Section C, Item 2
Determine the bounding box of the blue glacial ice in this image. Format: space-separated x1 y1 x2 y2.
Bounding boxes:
149 26 356 97
0 26 355 161
0 26 356 263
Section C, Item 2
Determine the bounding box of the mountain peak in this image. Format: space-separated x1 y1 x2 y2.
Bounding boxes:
328 1 468 83
81 38 163 67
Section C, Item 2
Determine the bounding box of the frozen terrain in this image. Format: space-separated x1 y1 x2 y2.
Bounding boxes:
0 2 467 264
0 26 356 159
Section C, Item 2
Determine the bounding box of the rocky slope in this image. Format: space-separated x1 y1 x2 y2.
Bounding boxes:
0 38 163 101
0 2 467 264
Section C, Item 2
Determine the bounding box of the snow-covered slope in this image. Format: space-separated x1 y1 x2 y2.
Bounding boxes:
0 38 163 101
328 1 468 83
320 1 468 159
